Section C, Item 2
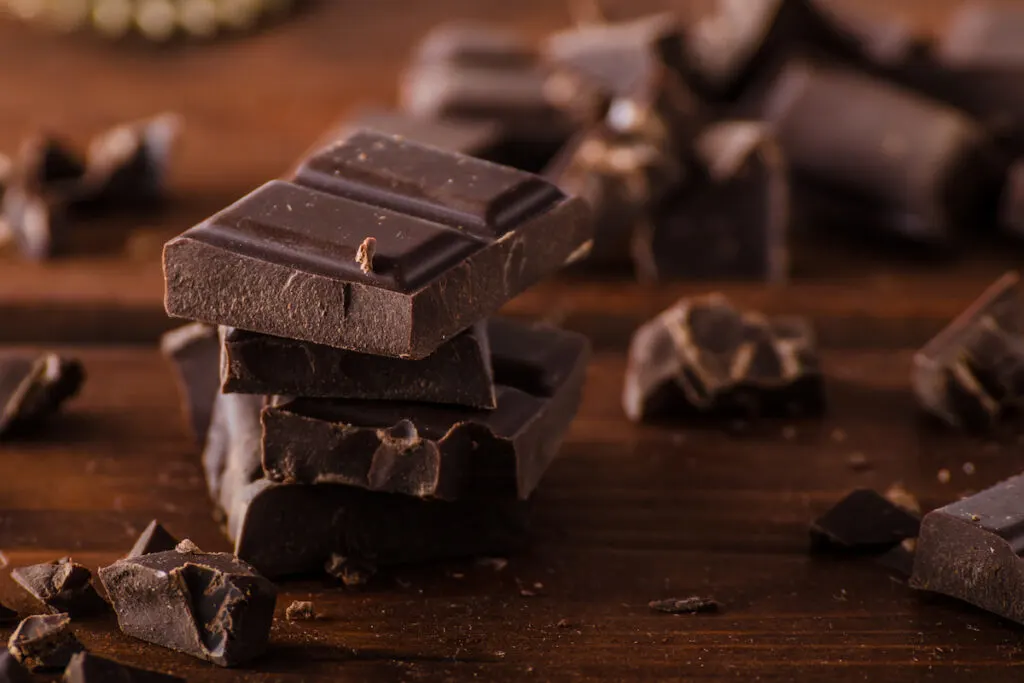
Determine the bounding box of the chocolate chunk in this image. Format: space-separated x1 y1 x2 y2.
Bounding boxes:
911 473 1024 625
127 520 179 558
324 554 374 586
284 601 316 621
98 548 276 667
412 21 536 69
0 651 29 683
221 321 496 407
63 652 184 683
0 352 84 437
260 319 588 500
912 272 1024 430
164 131 590 358
0 604 17 625
82 113 181 208
633 121 788 281
648 596 719 614
1000 160 1024 239
760 61 999 245
160 323 220 445
623 294 823 422
810 489 920 551
7 614 83 672
11 558 105 617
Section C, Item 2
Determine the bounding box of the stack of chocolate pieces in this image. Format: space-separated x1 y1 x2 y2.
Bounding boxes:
161 128 592 579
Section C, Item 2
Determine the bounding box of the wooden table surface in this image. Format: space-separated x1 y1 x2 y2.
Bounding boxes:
3 1 1024 681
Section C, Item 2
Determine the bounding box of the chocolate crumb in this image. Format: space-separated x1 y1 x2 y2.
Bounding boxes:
285 600 316 621
963 462 976 475
174 539 199 554
356 237 376 274
648 596 719 614
476 557 508 572
884 483 921 514
937 468 951 484
325 554 374 587
847 452 871 471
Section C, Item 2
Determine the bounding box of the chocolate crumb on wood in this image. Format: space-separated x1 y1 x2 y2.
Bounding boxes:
285 601 317 621
648 596 719 614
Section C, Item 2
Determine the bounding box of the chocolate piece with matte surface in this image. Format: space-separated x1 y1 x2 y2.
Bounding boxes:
911 473 1024 625
633 121 789 282
261 318 588 500
0 652 29 683
912 272 1024 431
63 652 184 683
810 489 920 551
98 547 276 667
0 352 84 437
127 520 179 558
761 61 999 246
623 294 823 422
82 113 181 208
7 614 82 672
11 558 106 617
159 323 224 445
221 321 496 407
165 131 590 358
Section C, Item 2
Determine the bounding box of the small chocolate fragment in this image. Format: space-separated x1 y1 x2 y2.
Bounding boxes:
412 21 536 69
355 236 375 274
221 321 496 407
165 130 590 358
127 520 179 558
160 323 220 445
911 473 1024 625
7 614 83 672
63 652 184 683
0 352 84 437
98 548 277 667
0 604 17 624
633 121 788 281
284 601 316 621
324 554 374 587
82 113 181 207
0 651 30 683
810 489 920 551
11 558 105 617
260 319 589 500
911 272 1024 430
1000 160 1024 239
623 294 823 422
648 596 719 614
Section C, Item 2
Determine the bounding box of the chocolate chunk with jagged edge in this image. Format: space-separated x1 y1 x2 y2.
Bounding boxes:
912 272 1024 431
11 558 106 616
98 546 276 667
0 651 29 683
911 473 1024 625
623 294 823 422
7 614 83 672
164 131 591 359
633 121 788 282
760 61 1001 246
260 318 589 500
411 21 537 69
810 489 920 551
159 323 220 445
127 520 179 558
81 113 181 208
221 321 496 407
0 352 84 437
63 652 184 683
0 603 17 624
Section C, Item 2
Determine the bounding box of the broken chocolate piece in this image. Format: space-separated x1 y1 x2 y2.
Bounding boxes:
160 323 220 445
82 113 181 208
165 130 591 358
911 472 1024 625
11 558 105 617
127 520 179 558
324 554 374 586
633 120 788 281
98 548 276 667
810 489 920 551
355 236 376 274
0 604 17 625
0 352 84 437
63 652 184 683
284 601 316 621
412 21 536 69
260 319 589 500
221 321 496 408
911 272 1024 430
0 651 29 683
7 614 82 672
623 294 823 421
648 596 719 614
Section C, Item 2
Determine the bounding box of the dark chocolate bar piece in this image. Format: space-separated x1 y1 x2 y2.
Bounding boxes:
0 651 29 683
623 294 823 422
632 121 788 281
412 21 537 69
165 130 591 358
159 323 223 445
261 318 588 500
810 489 920 551
63 652 184 683
0 352 84 437
7 614 82 672
127 520 179 558
98 546 276 667
912 272 1024 430
761 61 999 245
0 603 17 624
1001 160 1024 239
221 321 496 407
10 558 105 617
81 113 180 208
911 473 1024 625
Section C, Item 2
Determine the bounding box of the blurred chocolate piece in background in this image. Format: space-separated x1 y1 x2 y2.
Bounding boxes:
82 112 181 208
160 323 220 446
0 352 84 438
